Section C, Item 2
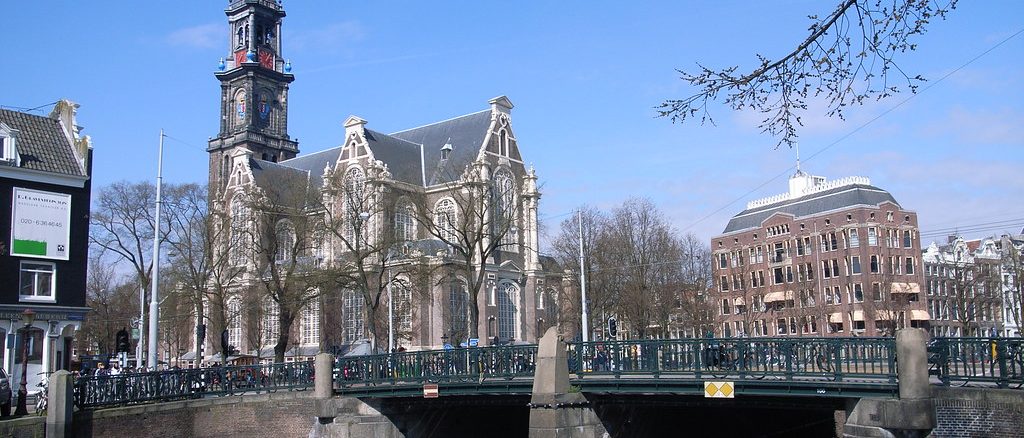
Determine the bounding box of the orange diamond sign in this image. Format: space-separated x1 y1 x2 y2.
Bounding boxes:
704 381 735 398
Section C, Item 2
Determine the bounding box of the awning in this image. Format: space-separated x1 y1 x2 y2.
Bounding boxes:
851 310 865 321
828 313 843 323
764 291 793 302
733 297 745 306
891 282 922 293
910 309 931 320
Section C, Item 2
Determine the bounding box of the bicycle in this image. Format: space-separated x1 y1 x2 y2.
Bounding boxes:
35 374 48 415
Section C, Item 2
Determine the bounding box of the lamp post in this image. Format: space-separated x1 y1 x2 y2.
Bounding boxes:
15 308 35 416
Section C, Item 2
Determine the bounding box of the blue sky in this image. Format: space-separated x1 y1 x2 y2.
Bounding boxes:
3 1 1022 249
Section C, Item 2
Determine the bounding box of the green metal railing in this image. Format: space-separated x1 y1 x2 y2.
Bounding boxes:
73 361 314 410
334 344 538 390
927 337 1024 388
566 337 897 383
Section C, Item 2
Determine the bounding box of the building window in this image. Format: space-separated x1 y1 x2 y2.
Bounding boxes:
394 200 416 242
434 198 458 243
301 299 320 346
498 282 519 341
447 280 470 343
343 290 365 344
903 230 912 248
851 256 861 274
868 227 878 246
229 197 250 266
905 257 915 275
849 229 859 248
872 283 882 301
721 299 731 316
263 298 279 345
394 280 414 344
493 169 518 250
343 167 367 244
227 296 241 350
870 255 879 273
720 275 729 292
19 262 56 301
274 220 295 262
853 284 864 303
719 253 727 269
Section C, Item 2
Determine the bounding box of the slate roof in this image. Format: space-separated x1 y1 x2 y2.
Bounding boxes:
390 110 491 186
722 184 900 233
0 108 85 177
268 108 492 190
364 129 424 185
249 158 314 208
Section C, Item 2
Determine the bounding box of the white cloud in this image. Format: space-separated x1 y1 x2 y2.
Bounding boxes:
166 23 221 49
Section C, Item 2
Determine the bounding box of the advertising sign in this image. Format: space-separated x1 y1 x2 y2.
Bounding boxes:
11 187 71 260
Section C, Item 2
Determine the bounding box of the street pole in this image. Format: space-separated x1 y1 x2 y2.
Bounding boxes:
388 267 394 352
578 210 590 342
137 286 144 369
148 129 165 369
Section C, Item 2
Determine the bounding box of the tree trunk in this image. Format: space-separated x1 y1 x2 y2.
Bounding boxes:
274 308 295 364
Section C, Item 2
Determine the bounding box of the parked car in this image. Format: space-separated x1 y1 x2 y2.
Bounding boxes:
0 367 12 416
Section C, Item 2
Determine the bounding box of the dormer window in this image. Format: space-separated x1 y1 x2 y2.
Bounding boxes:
441 141 453 160
0 125 18 165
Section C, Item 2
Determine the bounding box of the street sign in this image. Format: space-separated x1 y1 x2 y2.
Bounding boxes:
704 381 735 398
443 343 453 351
468 338 479 347
423 384 439 398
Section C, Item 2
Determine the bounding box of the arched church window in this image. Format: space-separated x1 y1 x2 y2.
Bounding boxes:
434 198 457 243
447 279 469 343
227 296 242 351
394 199 416 242
497 282 519 341
229 197 250 266
274 220 295 262
499 130 508 156
343 167 366 244
263 297 279 346
493 169 517 250
343 290 364 344
301 299 320 346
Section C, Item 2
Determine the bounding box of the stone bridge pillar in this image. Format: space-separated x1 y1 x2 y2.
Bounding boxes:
844 328 936 438
528 327 606 438
311 353 402 438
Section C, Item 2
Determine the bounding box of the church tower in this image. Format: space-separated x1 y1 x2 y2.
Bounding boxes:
208 0 299 191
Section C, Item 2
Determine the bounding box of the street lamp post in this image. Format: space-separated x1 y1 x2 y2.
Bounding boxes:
15 309 35 416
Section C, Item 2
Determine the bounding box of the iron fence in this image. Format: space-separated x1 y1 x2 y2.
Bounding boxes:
335 345 537 389
927 337 1024 388
567 337 897 383
73 361 314 410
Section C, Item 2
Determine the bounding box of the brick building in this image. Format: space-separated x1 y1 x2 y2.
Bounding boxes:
711 168 928 337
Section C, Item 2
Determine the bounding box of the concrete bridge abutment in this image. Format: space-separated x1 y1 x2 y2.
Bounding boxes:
843 328 936 438
527 327 607 438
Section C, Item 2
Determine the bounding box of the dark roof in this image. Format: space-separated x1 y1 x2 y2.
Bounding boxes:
0 109 85 177
276 147 339 188
249 158 314 208
364 129 424 185
723 184 900 233
539 255 562 273
390 110 491 186
270 109 492 189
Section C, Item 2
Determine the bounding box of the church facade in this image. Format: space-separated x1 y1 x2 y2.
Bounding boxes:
193 0 560 363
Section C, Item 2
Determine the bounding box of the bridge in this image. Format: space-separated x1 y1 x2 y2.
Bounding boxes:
5 330 1022 437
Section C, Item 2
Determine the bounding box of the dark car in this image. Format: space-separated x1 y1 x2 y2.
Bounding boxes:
0 367 12 416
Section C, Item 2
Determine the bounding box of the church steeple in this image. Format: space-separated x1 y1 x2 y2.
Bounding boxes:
208 0 298 190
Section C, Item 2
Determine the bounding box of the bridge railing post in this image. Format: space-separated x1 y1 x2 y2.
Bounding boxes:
896 328 929 400
996 338 1008 389
314 352 334 398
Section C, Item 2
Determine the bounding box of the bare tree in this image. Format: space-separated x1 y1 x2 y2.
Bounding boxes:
242 183 324 363
414 160 519 343
78 255 137 354
602 198 685 339
549 206 609 339
657 0 957 148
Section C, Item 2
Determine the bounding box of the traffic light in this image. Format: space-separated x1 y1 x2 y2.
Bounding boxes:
116 328 131 353
608 317 617 338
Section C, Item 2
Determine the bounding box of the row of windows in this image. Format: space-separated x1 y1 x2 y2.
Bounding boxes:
719 256 917 292
720 284 919 316
717 228 916 261
722 316 915 337
927 299 999 323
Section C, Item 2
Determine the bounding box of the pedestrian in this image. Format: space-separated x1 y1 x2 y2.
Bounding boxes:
110 363 121 376
96 362 110 377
